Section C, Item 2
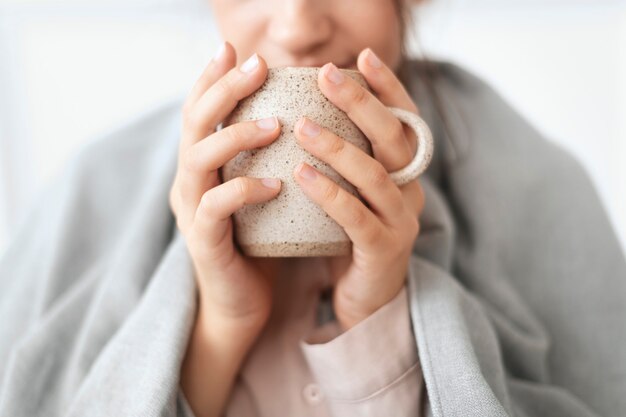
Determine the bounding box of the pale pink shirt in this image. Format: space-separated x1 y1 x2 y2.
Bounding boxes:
180 257 424 417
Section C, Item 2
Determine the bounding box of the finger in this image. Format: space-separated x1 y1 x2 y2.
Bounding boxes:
317 62 412 173
179 117 281 224
185 117 281 174
357 48 418 113
396 178 424 226
192 176 282 250
357 48 420 158
180 42 236 155
184 41 237 112
415 180 426 216
184 53 269 145
293 162 385 252
294 117 404 226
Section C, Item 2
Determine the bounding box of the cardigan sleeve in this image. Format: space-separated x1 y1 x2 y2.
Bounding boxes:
298 285 423 416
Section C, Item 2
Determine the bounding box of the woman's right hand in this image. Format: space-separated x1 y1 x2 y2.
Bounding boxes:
169 42 283 339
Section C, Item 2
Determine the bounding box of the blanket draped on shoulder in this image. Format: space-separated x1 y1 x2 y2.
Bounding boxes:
1 59 625 417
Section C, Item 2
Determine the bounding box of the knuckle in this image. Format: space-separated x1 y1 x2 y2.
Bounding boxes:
416 184 426 214
233 177 252 201
182 100 194 118
214 74 235 99
349 205 369 229
186 225 204 252
407 214 420 237
169 189 187 233
390 184 404 205
182 145 200 172
169 184 179 213
183 109 203 132
367 162 389 187
325 135 345 157
321 181 341 204
391 120 405 144
349 86 370 107
199 190 219 214
362 223 382 246
174 212 188 236
225 123 247 148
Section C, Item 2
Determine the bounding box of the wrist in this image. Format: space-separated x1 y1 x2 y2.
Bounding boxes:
180 302 266 417
197 296 269 353
334 284 406 332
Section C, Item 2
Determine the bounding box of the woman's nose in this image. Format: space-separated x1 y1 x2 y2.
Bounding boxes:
267 0 332 55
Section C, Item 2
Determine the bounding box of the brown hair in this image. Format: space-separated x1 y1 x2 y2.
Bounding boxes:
396 0 460 169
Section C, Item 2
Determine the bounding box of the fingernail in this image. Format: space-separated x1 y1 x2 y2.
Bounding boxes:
296 162 317 181
299 118 321 138
256 116 278 130
324 63 344 84
261 178 281 189
366 48 383 68
212 42 226 62
240 53 259 73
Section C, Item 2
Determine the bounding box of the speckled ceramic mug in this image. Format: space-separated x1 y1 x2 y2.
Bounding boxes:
222 67 433 257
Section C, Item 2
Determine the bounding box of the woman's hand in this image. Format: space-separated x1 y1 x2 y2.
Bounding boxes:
170 43 284 417
170 42 284 335
292 48 426 332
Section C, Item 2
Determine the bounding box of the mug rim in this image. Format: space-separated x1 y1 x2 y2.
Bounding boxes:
267 66 361 76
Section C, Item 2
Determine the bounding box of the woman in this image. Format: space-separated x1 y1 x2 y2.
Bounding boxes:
1 1 624 416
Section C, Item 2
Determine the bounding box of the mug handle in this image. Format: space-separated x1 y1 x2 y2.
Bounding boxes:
385 107 435 186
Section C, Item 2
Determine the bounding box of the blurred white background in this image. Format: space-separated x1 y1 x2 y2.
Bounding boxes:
1 0 625 255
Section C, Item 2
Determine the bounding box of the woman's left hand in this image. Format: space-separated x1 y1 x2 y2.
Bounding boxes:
293 48 426 332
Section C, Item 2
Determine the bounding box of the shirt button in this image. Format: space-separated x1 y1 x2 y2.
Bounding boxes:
302 383 324 405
